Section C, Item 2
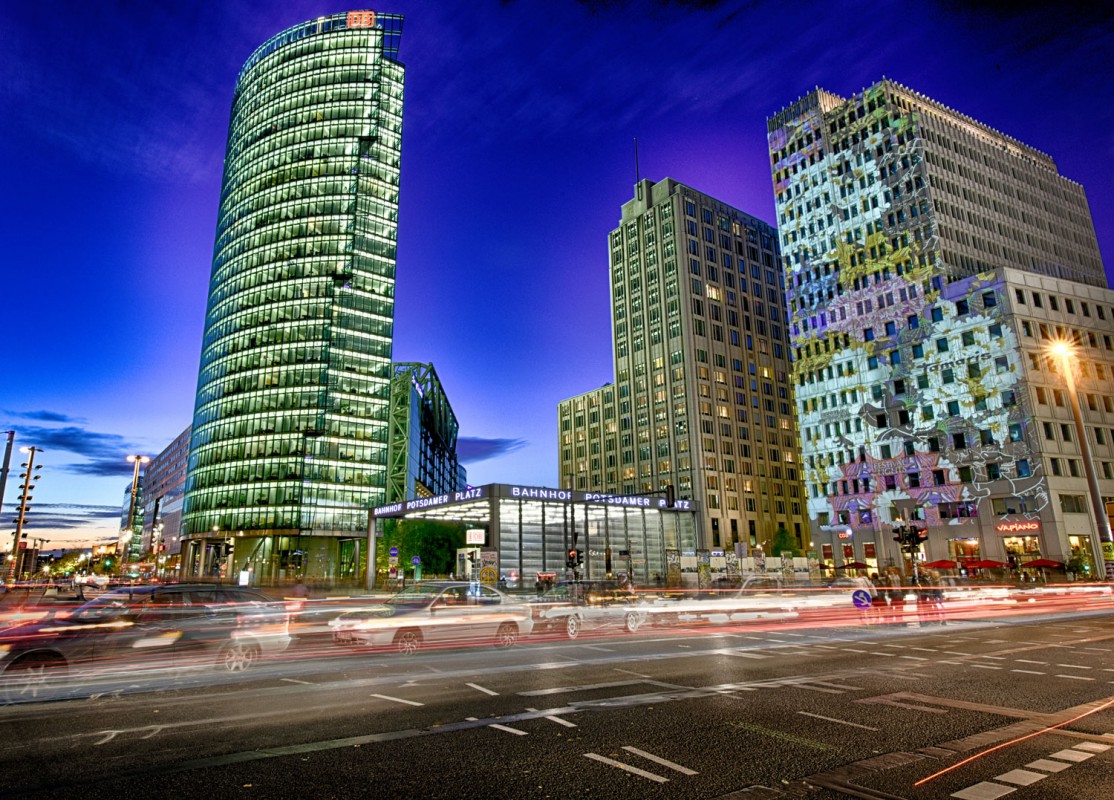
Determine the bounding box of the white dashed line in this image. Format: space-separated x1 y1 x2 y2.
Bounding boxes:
994 769 1045 786
525 707 577 728
488 723 528 736
1055 664 1092 670
1024 759 1070 773
1011 669 1045 675
1048 749 1093 762
1055 674 1094 681
971 664 1003 670
797 711 878 731
280 678 312 685
370 694 424 706
466 683 498 696
950 780 1016 799
584 753 668 783
623 746 698 775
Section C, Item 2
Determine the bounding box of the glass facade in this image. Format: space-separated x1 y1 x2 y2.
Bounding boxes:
372 484 701 587
184 13 406 573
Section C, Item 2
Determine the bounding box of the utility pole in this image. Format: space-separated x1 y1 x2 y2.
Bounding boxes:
10 445 42 580
1 431 13 577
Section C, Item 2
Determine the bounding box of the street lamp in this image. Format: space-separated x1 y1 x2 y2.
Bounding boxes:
1048 340 1114 580
8 445 43 580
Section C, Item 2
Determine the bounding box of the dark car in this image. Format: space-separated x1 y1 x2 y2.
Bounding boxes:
0 584 291 703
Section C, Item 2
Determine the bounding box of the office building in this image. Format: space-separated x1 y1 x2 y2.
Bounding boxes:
139 426 191 577
182 11 414 584
559 178 810 559
767 79 1112 574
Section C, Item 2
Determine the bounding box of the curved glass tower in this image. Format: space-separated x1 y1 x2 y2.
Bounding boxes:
183 11 404 582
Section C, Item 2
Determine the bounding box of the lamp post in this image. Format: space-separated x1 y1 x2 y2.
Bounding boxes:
123 455 150 567
1049 340 1114 580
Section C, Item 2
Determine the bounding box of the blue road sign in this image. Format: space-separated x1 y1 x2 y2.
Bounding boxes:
852 588 873 609
411 555 421 566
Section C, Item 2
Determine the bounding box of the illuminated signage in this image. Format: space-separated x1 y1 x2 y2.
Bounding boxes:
511 486 572 501
346 10 376 28
996 521 1040 533
837 531 852 539
466 529 485 545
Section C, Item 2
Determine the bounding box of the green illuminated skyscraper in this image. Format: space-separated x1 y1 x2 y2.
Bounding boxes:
183 11 406 583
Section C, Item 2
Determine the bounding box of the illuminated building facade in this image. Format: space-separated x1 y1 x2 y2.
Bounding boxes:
387 363 466 503
767 80 1111 573
559 179 809 557
183 11 411 584
139 426 191 576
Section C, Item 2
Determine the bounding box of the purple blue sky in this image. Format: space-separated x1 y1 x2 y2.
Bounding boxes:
2 0 1111 548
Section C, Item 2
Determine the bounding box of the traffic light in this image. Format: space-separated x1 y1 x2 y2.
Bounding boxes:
914 526 928 543
665 484 675 508
567 549 577 569
576 549 584 567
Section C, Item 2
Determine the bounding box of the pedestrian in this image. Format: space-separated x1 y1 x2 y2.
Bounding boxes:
870 572 887 624
885 567 905 624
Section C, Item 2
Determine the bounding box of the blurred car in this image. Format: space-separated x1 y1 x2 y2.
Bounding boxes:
644 575 801 626
530 580 647 639
0 584 291 703
328 581 533 654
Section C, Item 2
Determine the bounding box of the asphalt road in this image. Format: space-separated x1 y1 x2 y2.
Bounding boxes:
3 604 1113 799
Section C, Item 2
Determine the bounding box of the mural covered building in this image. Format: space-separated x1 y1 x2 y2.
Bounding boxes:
767 80 1112 575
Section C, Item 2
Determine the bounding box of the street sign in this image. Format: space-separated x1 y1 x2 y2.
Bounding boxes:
389 547 399 557
411 555 421 566
851 589 873 609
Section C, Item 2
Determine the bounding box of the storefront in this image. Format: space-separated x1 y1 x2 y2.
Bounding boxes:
371 483 702 588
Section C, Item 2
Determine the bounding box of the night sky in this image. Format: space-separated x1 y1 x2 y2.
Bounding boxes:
2 0 1111 548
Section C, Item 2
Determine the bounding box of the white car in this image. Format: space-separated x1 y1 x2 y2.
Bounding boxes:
329 582 533 654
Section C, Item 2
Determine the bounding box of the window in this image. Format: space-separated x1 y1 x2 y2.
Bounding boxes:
956 299 969 315
952 432 966 449
907 471 921 488
961 331 975 347
986 462 1000 480
933 469 946 486
1016 459 1031 477
1008 423 1023 442
957 466 973 482
982 291 997 308
907 315 919 330
931 307 943 322
947 400 960 416
863 327 875 342
1060 494 1087 513
937 338 949 353
1051 458 1062 476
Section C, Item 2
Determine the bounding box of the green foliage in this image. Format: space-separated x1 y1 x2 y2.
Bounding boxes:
765 524 802 558
376 518 466 576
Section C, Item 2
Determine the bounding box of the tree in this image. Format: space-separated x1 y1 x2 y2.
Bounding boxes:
376 518 465 576
765 524 802 558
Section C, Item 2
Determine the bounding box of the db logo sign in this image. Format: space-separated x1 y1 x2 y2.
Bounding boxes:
347 10 376 28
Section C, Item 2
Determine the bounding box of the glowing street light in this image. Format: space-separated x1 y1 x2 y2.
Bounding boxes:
1048 339 1114 580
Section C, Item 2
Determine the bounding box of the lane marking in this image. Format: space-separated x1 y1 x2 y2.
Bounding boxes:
994 769 1046 787
370 693 424 706
797 711 878 731
525 707 577 728
280 678 312 685
614 668 651 678
1010 669 1045 675
1055 664 1091 670
950 781 1016 799
581 645 615 652
623 746 698 775
488 723 527 736
466 683 498 696
1024 759 1070 773
584 753 668 783
1073 742 1111 753
971 664 1003 670
1016 659 1047 665
1048 749 1093 762
1055 674 1094 681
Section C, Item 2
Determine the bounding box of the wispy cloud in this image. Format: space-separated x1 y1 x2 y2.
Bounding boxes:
2 410 85 423
0 419 143 478
457 437 527 463
1 502 120 532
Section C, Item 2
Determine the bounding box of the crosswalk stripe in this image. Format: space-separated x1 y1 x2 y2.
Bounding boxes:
623 746 698 775
584 753 668 783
